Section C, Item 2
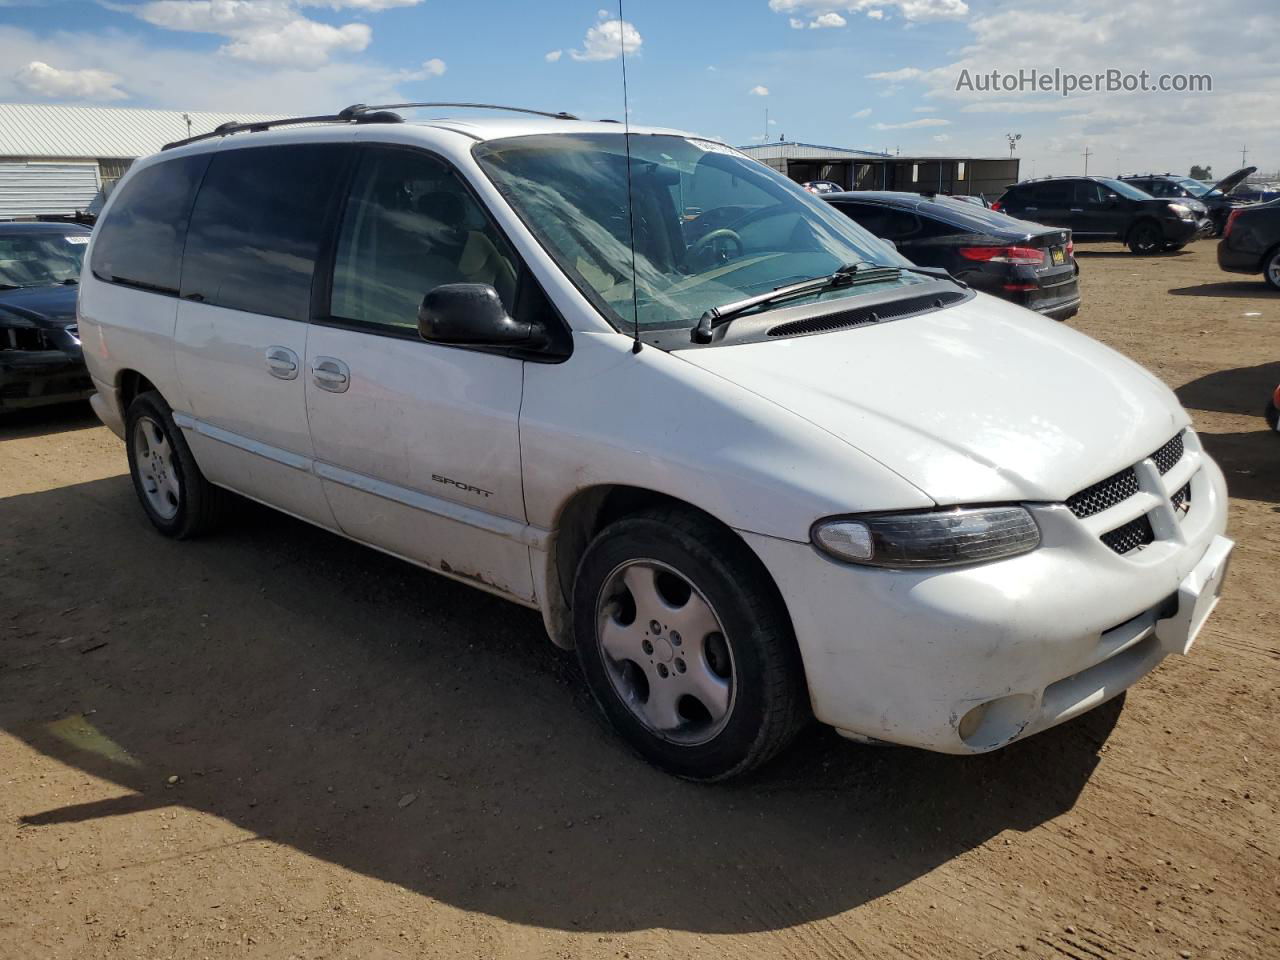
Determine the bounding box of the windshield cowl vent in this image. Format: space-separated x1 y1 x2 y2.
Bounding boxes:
766 290 966 338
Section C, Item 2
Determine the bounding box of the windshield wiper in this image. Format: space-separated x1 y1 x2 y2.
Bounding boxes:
0 283 20 291
690 262 959 343
61 278 79 285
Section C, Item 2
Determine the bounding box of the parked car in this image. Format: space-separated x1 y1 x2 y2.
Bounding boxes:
1267 382 1280 433
801 180 843 195
79 109 1232 780
825 190 1080 320
0 221 94 412
1119 167 1257 236
1216 198 1280 291
995 176 1203 254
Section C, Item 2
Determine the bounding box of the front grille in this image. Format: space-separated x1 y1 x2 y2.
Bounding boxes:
1 327 55 351
1171 483 1192 513
1100 515 1155 555
1151 433 1184 474
767 290 966 338
1066 467 1139 519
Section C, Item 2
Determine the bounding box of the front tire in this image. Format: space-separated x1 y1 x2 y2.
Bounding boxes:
125 391 228 538
573 507 808 781
1128 221 1163 255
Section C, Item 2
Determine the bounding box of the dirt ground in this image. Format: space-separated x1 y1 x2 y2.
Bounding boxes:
2 242 1278 960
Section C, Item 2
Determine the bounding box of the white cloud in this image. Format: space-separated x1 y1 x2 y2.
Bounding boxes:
768 0 967 24
932 133 951 142
789 16 804 28
852 107 871 118
872 117 950 129
749 84 770 96
809 12 846 27
13 60 127 100
866 66 924 82
128 0 383 68
545 49 562 62
568 14 642 62
395 56 445 81
866 8 884 18
221 19 369 67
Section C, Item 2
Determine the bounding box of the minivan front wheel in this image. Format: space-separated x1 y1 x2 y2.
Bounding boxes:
573 508 807 780
125 391 228 538
1128 221 1163 255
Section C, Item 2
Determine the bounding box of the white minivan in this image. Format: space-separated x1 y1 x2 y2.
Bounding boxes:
79 106 1232 780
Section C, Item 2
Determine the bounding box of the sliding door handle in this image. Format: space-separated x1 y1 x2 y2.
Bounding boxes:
265 345 299 380
312 356 350 393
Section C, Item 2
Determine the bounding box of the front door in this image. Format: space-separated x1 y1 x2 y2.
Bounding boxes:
303 144 533 600
173 142 349 528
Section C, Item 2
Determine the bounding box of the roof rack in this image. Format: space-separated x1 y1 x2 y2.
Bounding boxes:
161 101 580 151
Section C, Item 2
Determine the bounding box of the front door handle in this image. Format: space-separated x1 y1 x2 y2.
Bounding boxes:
265 345 299 380
312 356 350 393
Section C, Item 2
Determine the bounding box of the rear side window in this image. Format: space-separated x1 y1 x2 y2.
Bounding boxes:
181 144 348 322
1030 181 1074 205
90 155 208 295
836 203 920 240
329 147 519 332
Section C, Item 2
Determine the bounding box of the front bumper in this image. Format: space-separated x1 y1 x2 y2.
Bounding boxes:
0 350 93 410
741 443 1230 754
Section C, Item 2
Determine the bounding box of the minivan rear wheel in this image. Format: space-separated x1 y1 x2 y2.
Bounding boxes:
125 391 229 539
573 507 808 780
1128 221 1163 255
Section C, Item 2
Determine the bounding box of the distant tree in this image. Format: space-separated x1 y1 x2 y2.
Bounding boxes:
1189 164 1213 180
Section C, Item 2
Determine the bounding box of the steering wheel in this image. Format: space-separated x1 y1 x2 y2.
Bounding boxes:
687 228 745 269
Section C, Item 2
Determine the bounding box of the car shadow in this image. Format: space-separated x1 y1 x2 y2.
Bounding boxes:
0 400 98 439
1169 281 1274 299
1177 361 1280 416
1075 250 1190 259
2 476 1122 935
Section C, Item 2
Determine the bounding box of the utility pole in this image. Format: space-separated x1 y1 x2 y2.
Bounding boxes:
1006 132 1021 157
182 112 192 138
1241 144 1249 167
1082 145 1093 175
764 107 769 145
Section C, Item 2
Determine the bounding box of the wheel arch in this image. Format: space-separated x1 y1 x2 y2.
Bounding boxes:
540 484 795 653
115 369 160 421
1125 216 1162 244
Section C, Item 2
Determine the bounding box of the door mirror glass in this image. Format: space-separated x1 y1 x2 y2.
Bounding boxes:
418 283 545 347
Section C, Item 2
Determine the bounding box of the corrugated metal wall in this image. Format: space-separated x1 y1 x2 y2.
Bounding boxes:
0 160 100 217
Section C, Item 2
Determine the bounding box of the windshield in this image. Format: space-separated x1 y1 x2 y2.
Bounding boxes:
473 133 912 330
1097 178 1154 201
0 232 88 288
1175 177 1218 198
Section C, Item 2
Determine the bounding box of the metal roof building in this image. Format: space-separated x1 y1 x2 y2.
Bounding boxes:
0 103 277 218
739 141 1020 200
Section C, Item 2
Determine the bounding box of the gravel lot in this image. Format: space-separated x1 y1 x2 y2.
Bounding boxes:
2 242 1277 960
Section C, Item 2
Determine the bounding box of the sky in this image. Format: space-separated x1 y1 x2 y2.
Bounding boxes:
0 0 1275 181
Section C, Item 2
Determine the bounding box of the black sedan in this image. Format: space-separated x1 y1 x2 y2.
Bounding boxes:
0 221 94 413
1217 198 1280 291
824 191 1080 320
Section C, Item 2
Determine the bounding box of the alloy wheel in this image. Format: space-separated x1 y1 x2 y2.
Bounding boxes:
132 415 180 520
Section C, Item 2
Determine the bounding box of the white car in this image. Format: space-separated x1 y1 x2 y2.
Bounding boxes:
78 107 1232 780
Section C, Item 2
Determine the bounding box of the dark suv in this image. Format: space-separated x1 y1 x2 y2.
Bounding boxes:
995 176 1201 255
1119 167 1256 236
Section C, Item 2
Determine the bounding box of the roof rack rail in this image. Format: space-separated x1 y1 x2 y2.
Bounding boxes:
161 107 402 151
352 102 580 121
161 101 579 151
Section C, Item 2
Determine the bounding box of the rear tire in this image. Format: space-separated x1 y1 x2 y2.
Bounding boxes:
1263 245 1280 292
125 391 229 539
1127 221 1163 255
573 507 808 781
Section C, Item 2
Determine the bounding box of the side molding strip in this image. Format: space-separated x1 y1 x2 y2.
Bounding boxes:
172 411 551 550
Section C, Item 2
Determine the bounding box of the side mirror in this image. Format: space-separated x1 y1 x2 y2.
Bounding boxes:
417 283 545 348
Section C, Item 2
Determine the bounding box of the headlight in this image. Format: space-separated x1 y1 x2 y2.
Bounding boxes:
812 507 1040 568
1168 203 1194 219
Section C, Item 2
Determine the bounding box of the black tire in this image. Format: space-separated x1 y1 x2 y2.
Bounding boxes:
1163 241 1187 252
573 507 808 781
125 390 229 539
1127 221 1163 255
1265 399 1279 433
1263 245 1280 293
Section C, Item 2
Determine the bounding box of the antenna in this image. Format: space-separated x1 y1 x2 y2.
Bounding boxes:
618 0 641 354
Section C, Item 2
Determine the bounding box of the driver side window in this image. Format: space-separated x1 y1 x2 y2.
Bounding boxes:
330 147 518 332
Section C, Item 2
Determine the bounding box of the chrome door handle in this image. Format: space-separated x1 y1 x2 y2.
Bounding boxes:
312 356 350 393
265 345 299 380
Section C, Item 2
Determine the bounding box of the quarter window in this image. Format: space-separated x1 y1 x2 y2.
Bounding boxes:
330 148 518 332
180 144 347 322
90 155 209 295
